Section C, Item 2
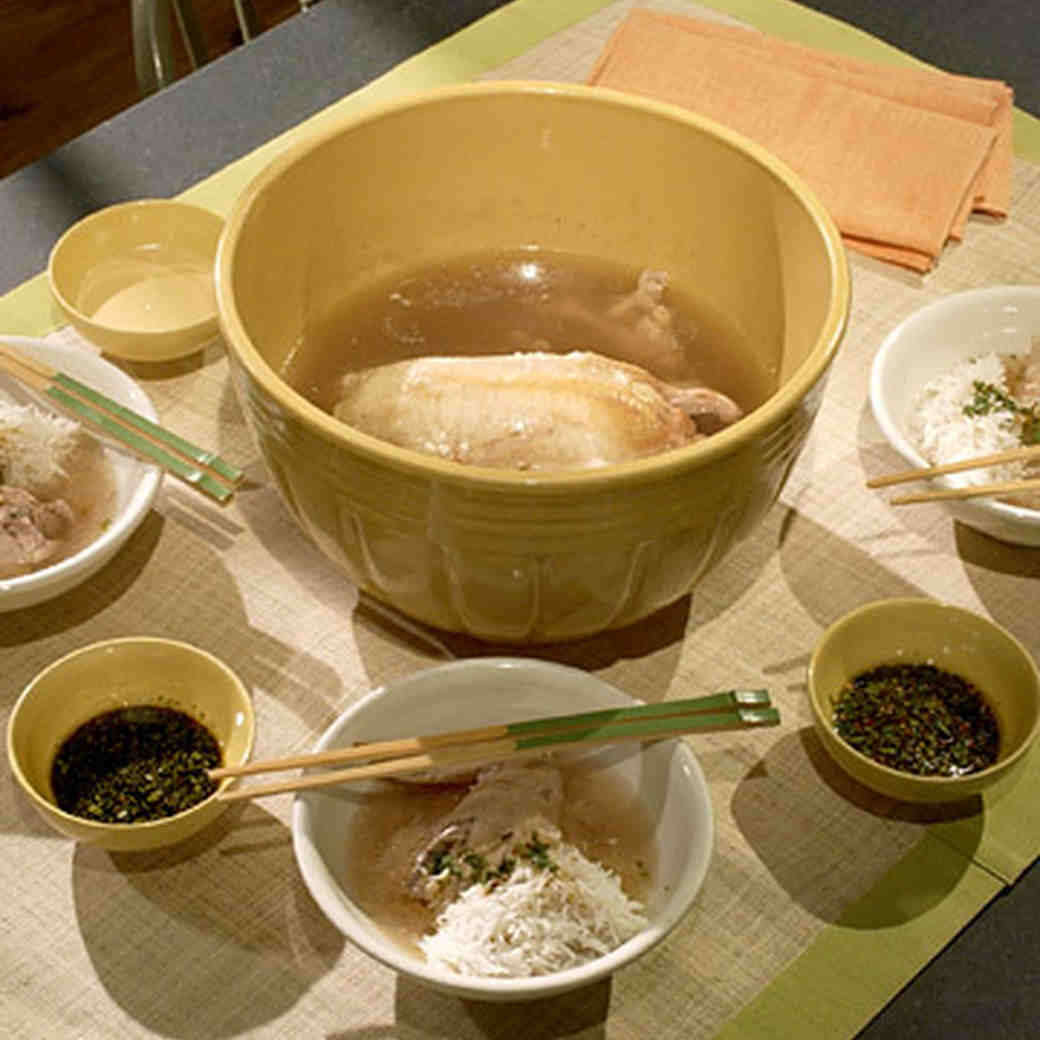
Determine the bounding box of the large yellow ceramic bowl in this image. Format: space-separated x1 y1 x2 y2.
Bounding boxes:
7 637 255 852
807 599 1040 803
217 82 849 642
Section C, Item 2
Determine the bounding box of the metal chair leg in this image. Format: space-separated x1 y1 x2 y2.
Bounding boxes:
132 0 176 95
171 0 207 68
131 0 208 96
233 0 261 40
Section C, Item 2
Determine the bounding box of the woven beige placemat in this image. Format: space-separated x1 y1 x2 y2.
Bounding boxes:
2 2 1038 1038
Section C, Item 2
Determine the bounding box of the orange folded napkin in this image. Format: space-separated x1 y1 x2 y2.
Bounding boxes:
588 10 1014 272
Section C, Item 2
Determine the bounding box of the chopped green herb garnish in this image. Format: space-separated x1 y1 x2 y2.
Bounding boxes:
964 379 1018 418
492 857 515 882
426 832 560 893
518 833 558 873
426 848 456 877
963 379 1040 444
462 850 488 882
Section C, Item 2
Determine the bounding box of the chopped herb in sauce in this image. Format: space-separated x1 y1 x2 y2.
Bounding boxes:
834 663 999 777
421 831 558 891
519 833 558 873
51 705 222 823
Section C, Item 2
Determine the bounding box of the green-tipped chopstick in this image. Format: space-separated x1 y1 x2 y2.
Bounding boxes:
211 689 780 802
1 340 244 504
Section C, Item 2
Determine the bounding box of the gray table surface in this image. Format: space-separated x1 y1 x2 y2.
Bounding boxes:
2 2 1038 1036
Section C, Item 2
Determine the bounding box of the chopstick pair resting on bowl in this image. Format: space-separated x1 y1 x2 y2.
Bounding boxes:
0 340 243 504
211 689 780 801
868 444 1040 505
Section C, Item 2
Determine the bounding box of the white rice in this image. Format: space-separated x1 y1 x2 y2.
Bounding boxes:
419 840 648 978
908 354 1027 488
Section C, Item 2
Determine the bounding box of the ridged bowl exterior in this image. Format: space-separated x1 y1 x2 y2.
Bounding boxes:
217 83 848 642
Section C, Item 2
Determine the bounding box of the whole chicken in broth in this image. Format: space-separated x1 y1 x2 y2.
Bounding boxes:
285 250 768 471
334 350 742 470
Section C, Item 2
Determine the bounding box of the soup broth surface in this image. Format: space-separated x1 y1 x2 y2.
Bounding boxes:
0 434 118 579
344 759 657 959
283 248 773 415
52 440 119 565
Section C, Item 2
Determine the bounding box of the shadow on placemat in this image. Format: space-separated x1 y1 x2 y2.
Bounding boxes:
0 512 164 647
436 594 693 672
351 494 782 685
730 726 983 928
956 524 1040 643
350 592 696 706
70 804 345 1039
328 974 611 1040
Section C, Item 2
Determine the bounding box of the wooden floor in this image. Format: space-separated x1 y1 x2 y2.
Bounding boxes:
0 0 302 180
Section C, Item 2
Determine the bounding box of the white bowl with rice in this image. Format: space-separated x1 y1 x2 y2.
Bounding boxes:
870 285 1040 547
292 658 714 1002
0 337 162 610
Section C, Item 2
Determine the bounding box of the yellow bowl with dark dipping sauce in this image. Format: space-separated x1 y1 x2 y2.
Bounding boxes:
807 598 1040 803
7 637 255 851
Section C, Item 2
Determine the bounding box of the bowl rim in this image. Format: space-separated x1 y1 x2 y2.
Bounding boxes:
290 656 715 998
48 198 225 341
216 79 850 491
0 335 163 607
869 284 1040 529
807 597 1040 790
6 636 256 834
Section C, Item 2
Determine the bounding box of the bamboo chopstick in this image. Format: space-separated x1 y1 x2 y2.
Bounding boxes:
867 443 1040 489
213 690 779 802
890 476 1040 505
0 341 244 504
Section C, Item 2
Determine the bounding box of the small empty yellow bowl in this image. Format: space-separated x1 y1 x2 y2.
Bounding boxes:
48 199 223 362
807 598 1040 803
7 637 255 851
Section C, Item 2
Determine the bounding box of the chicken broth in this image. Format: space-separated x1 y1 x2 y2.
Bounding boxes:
0 426 118 579
46 439 118 563
344 761 657 959
283 249 773 415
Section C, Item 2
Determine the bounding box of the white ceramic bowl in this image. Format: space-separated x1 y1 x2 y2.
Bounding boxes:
0 336 162 610
870 285 1040 546
292 658 714 1002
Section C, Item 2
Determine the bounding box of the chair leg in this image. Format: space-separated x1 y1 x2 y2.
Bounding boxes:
131 0 177 95
131 0 209 96
171 0 207 69
233 0 261 40
131 0 266 97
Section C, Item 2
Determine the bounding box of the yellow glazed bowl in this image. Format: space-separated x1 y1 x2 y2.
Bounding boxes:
807 598 1040 803
217 82 849 642
7 637 255 851
49 199 223 362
